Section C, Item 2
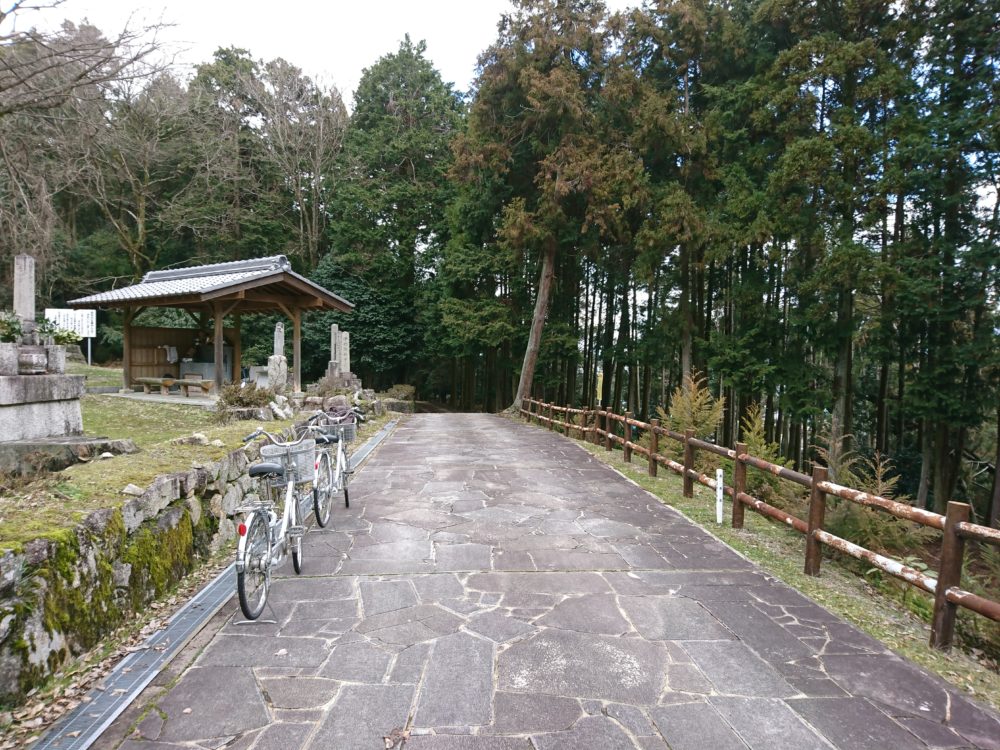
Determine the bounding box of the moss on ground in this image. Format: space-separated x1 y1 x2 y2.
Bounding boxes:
568 432 1000 714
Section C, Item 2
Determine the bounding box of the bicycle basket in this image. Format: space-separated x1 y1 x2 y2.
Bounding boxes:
260 439 316 483
320 421 357 443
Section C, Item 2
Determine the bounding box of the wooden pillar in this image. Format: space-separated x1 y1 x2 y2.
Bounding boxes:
232 313 242 382
212 302 224 393
804 465 828 576
683 429 695 497
292 307 302 393
121 305 134 392
649 419 659 477
732 442 747 529
930 501 971 650
604 405 613 451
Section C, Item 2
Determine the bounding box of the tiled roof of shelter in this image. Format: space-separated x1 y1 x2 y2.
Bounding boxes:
68 255 353 311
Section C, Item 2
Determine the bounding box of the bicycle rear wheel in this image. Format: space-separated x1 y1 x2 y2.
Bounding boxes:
291 492 304 574
313 452 333 527
237 510 271 620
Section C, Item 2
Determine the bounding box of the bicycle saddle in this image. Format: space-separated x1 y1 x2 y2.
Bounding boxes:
249 462 284 478
314 433 340 444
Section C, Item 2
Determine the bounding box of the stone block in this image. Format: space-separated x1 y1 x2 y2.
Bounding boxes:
0 397 83 442
45 345 65 374
0 373 85 405
0 344 17 376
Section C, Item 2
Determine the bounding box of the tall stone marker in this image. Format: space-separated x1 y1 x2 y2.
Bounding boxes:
340 331 351 375
267 321 288 393
328 323 340 377
14 254 36 329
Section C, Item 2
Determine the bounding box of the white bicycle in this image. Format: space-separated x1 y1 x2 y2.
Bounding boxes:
236 428 316 620
305 407 363 521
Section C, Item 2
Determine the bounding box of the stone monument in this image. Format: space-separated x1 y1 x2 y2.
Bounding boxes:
266 321 288 394
0 255 85 441
324 324 361 389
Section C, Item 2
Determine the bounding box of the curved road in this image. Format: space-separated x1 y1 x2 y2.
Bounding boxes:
94 414 999 749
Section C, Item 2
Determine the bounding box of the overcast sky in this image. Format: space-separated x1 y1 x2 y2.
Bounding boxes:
26 0 632 106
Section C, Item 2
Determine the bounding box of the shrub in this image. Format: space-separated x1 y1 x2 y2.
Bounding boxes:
0 311 22 343
740 402 801 507
825 451 935 556
657 371 724 439
37 318 82 345
217 382 275 409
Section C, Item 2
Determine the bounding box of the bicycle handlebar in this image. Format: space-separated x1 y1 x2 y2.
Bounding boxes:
242 426 314 448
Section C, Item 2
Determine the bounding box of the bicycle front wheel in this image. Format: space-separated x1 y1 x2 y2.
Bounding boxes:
291 492 304 574
237 511 271 620
313 452 333 527
340 443 350 508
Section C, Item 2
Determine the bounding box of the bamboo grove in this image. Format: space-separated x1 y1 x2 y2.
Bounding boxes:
1 0 997 519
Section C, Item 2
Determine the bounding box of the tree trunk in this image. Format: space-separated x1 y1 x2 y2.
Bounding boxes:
917 418 932 509
991 403 1000 528
510 239 557 411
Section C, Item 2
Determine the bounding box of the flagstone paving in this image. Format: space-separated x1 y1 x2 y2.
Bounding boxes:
95 414 1000 749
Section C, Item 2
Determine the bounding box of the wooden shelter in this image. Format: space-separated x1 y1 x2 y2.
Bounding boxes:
68 255 353 394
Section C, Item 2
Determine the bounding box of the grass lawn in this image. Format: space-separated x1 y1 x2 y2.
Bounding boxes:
65 361 124 388
562 429 1000 714
0 395 295 552
0 395 395 553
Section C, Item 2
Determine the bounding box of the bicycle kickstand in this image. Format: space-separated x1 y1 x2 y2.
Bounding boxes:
234 596 280 625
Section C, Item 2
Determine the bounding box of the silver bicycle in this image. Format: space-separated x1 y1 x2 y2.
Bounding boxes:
236 428 316 620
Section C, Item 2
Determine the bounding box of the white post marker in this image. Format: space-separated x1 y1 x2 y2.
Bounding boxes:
716 468 724 525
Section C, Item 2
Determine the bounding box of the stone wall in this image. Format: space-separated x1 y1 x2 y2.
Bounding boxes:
0 441 270 705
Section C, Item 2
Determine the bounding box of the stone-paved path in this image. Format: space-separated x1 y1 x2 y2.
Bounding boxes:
99 414 1000 749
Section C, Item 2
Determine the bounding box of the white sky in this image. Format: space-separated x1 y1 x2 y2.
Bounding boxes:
26 0 633 106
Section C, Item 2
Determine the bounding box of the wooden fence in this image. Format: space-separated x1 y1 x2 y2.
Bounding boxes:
520 398 1000 651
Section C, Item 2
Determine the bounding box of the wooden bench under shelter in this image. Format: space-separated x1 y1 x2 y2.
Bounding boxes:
135 377 176 395
66 255 354 395
178 374 215 396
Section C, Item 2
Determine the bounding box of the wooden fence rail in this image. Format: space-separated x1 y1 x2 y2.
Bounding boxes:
520 398 1000 651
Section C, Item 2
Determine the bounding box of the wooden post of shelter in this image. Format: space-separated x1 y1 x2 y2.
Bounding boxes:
212 302 225 393
292 307 302 393
232 313 242 382
121 305 135 392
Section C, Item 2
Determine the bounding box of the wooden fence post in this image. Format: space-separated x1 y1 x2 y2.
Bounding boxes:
648 419 659 477
605 407 613 451
732 442 747 529
804 465 828 576
565 404 571 436
624 412 633 462
683 429 695 497
548 402 554 430
930 501 971 650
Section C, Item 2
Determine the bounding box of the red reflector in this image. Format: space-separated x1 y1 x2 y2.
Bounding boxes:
238 523 247 536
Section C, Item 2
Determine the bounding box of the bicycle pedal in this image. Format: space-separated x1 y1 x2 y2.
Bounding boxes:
343 469 355 476
288 525 306 538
